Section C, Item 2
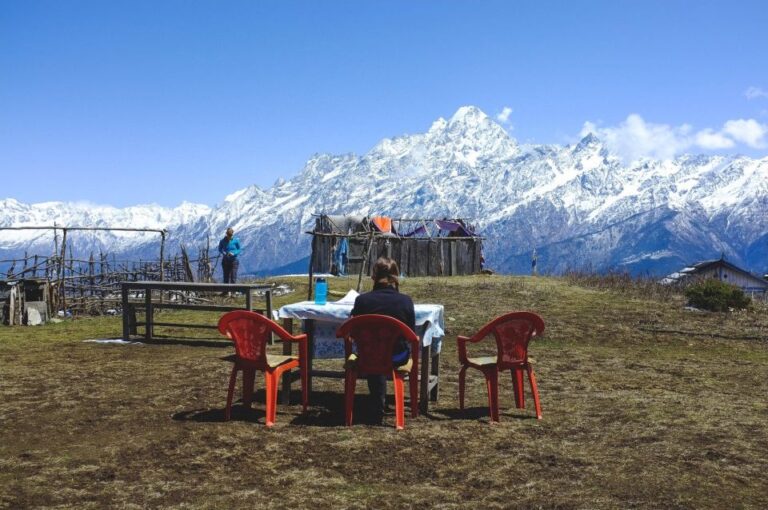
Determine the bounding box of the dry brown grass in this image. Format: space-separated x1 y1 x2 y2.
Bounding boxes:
1 275 767 509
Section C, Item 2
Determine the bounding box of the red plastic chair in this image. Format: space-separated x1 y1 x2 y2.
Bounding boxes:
336 314 420 430
458 312 545 421
218 310 308 426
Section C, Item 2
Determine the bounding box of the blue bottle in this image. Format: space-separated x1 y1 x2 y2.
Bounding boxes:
314 277 327 305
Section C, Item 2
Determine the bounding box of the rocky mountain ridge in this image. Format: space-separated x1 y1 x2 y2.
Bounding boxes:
2 106 767 277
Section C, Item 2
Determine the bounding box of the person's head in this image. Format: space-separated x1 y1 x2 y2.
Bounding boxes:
371 257 400 290
226 227 234 238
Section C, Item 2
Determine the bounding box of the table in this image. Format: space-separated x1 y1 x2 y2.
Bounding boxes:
121 281 273 341
277 300 444 414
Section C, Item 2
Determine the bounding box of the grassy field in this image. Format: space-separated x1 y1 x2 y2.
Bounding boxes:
1 275 767 509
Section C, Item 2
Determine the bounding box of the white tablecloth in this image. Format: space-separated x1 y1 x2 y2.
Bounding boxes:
277 300 445 359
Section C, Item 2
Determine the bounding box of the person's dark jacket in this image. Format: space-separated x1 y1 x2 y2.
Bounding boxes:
351 285 416 361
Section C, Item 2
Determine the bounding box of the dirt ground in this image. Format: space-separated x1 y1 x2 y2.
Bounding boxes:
1 275 767 509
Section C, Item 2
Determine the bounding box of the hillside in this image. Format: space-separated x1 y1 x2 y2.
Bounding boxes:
1 275 767 508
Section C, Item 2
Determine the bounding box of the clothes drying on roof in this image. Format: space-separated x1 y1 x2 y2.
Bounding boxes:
322 215 366 234
435 220 476 237
403 224 428 237
371 216 392 233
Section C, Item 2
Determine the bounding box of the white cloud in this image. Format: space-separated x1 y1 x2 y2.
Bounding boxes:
745 86 768 100
580 114 693 161
695 129 735 150
496 106 513 125
580 114 768 161
722 119 767 148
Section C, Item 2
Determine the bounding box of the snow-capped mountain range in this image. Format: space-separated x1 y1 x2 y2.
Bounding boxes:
2 106 767 277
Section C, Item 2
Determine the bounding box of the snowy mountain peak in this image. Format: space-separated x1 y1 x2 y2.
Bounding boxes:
428 117 448 133
449 105 489 125
574 132 601 150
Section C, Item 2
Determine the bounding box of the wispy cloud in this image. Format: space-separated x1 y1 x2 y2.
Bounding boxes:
695 129 734 150
580 114 768 161
722 119 767 148
580 115 692 161
496 106 513 127
745 86 768 100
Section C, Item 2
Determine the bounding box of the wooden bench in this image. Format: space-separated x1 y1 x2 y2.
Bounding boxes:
120 281 273 341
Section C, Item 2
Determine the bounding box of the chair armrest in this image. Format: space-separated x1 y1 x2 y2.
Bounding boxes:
457 335 470 364
283 333 308 366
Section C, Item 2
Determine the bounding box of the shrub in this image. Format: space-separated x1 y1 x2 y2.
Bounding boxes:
684 279 751 312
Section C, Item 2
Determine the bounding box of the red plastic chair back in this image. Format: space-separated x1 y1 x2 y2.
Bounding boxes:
476 312 545 369
218 310 286 368
336 314 418 375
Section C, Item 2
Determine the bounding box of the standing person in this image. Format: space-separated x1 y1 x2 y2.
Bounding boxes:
351 257 416 423
218 227 241 284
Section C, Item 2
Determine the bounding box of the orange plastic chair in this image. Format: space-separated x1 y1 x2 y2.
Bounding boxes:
218 310 308 426
458 312 545 421
336 314 420 430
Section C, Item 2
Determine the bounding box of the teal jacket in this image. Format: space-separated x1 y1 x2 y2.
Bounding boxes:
218 237 241 258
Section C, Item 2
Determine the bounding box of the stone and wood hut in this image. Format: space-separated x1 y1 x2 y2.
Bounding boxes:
308 214 483 283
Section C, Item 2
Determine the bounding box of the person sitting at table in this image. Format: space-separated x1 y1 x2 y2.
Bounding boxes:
350 257 416 423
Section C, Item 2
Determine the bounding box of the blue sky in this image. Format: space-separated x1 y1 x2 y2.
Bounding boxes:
2 0 767 207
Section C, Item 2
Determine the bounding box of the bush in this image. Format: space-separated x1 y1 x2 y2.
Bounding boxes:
684 279 751 312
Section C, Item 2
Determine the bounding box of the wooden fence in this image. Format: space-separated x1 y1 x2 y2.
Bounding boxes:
1 247 217 317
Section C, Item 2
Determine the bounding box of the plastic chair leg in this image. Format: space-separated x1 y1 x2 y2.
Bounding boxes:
459 366 467 411
486 368 500 422
344 371 358 426
527 364 543 419
242 368 256 410
511 369 520 407
264 371 277 427
393 372 405 430
512 367 525 409
225 366 238 421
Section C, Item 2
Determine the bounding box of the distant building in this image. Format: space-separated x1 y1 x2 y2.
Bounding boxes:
661 257 768 296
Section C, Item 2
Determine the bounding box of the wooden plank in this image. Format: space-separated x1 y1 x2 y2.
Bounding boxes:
419 343 431 414
306 319 315 395
8 286 16 326
417 240 429 276
152 303 267 313
430 352 440 401
453 241 462 275
281 318 293 404
450 241 457 275
122 285 130 340
416 240 424 276
121 281 272 292
439 240 446 276
400 240 409 276
454 240 467 275
144 288 153 341
138 322 218 330
347 238 365 276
